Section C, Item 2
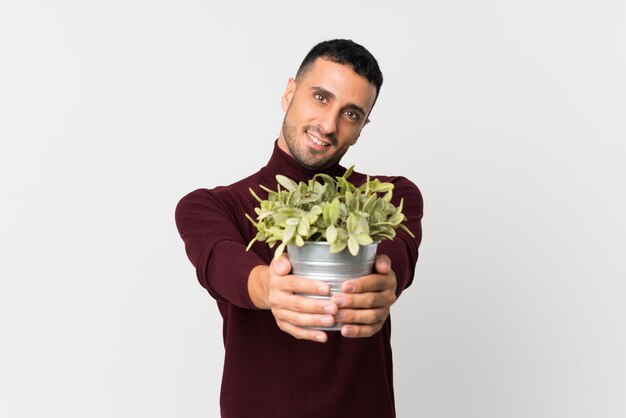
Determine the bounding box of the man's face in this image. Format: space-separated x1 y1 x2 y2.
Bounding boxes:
277 58 377 170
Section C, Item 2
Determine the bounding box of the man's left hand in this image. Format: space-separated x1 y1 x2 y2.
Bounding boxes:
330 255 397 338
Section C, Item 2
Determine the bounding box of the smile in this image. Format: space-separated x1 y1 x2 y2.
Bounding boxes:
307 130 331 147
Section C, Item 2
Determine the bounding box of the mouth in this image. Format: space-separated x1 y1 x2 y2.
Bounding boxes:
306 129 332 148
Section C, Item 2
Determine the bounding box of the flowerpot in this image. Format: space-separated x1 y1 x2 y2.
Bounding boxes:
287 241 378 331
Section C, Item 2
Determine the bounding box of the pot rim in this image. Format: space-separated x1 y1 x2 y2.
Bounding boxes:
287 240 380 247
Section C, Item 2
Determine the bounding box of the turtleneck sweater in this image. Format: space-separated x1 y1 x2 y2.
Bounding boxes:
175 141 423 418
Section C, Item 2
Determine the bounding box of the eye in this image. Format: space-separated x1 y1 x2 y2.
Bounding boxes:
344 110 360 120
314 93 327 103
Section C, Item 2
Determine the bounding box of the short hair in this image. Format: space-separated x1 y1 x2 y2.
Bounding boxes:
296 39 383 101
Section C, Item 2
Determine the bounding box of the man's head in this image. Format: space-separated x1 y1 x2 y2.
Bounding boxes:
278 39 383 170
296 39 383 104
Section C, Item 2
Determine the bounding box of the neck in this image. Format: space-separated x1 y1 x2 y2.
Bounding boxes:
259 140 346 186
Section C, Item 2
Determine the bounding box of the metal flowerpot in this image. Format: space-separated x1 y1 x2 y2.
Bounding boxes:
287 241 378 331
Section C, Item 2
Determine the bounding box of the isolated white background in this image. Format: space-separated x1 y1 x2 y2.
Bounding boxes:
1 1 624 417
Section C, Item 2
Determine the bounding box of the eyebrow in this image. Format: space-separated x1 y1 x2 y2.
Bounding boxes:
311 86 367 117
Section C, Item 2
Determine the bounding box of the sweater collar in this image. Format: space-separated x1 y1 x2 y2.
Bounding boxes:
259 140 348 186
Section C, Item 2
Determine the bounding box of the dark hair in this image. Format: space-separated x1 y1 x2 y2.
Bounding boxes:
296 39 383 100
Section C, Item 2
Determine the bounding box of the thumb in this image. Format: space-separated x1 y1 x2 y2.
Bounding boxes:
375 255 391 274
272 255 292 276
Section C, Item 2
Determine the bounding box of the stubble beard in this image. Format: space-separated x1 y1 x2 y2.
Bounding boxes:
281 118 346 171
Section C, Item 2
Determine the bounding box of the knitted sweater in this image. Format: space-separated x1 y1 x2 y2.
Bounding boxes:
175 142 423 418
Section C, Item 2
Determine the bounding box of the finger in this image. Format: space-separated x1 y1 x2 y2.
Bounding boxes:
275 308 336 329
273 275 331 296
341 271 396 294
271 255 292 276
276 319 329 343
269 293 338 315
331 290 396 309
340 321 385 338
374 255 392 274
334 307 389 325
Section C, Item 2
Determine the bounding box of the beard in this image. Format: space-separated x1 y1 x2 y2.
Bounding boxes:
281 118 347 171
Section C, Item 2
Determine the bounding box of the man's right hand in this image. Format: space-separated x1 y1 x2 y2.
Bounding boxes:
248 256 339 343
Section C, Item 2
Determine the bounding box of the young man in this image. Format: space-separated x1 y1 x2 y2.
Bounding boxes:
176 39 423 418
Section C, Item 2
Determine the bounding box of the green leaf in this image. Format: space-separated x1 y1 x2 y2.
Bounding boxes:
371 182 394 193
249 187 263 203
290 190 301 205
285 217 299 226
245 237 257 251
330 240 347 253
276 175 298 192
358 215 370 235
347 235 360 256
388 211 404 225
322 201 331 225
396 198 404 214
362 193 377 213
295 234 304 246
398 223 416 238
355 233 374 245
306 212 320 225
337 176 348 193
313 173 335 186
245 212 257 226
335 227 348 240
283 224 296 242
306 226 319 240
273 242 287 259
329 198 341 225
310 205 323 216
257 211 274 221
347 213 357 233
297 218 309 236
345 191 354 210
259 184 275 195
375 229 396 240
299 181 308 195
326 224 338 243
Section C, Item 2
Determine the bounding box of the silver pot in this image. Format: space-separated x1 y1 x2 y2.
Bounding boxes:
287 242 378 331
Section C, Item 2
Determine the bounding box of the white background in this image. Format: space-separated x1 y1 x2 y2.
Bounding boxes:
1 1 624 417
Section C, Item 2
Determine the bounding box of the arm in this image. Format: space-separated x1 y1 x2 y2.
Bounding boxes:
380 176 424 297
175 188 267 309
176 188 340 342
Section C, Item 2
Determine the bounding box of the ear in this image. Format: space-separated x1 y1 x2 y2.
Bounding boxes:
281 78 297 111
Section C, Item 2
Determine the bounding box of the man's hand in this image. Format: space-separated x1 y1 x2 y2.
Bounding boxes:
248 256 339 343
330 255 397 338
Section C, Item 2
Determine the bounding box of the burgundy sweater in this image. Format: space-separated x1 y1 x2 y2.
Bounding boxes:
175 142 423 418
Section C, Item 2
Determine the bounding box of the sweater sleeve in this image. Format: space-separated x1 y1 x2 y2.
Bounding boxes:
377 176 423 298
175 188 266 309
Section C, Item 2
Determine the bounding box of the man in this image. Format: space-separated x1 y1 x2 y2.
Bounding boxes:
176 39 423 418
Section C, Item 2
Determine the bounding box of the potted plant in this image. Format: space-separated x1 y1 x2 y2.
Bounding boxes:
245 166 414 330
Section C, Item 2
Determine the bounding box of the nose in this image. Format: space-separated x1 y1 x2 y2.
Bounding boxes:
317 107 339 136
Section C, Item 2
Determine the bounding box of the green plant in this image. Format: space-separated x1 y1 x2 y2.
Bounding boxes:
245 166 415 259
